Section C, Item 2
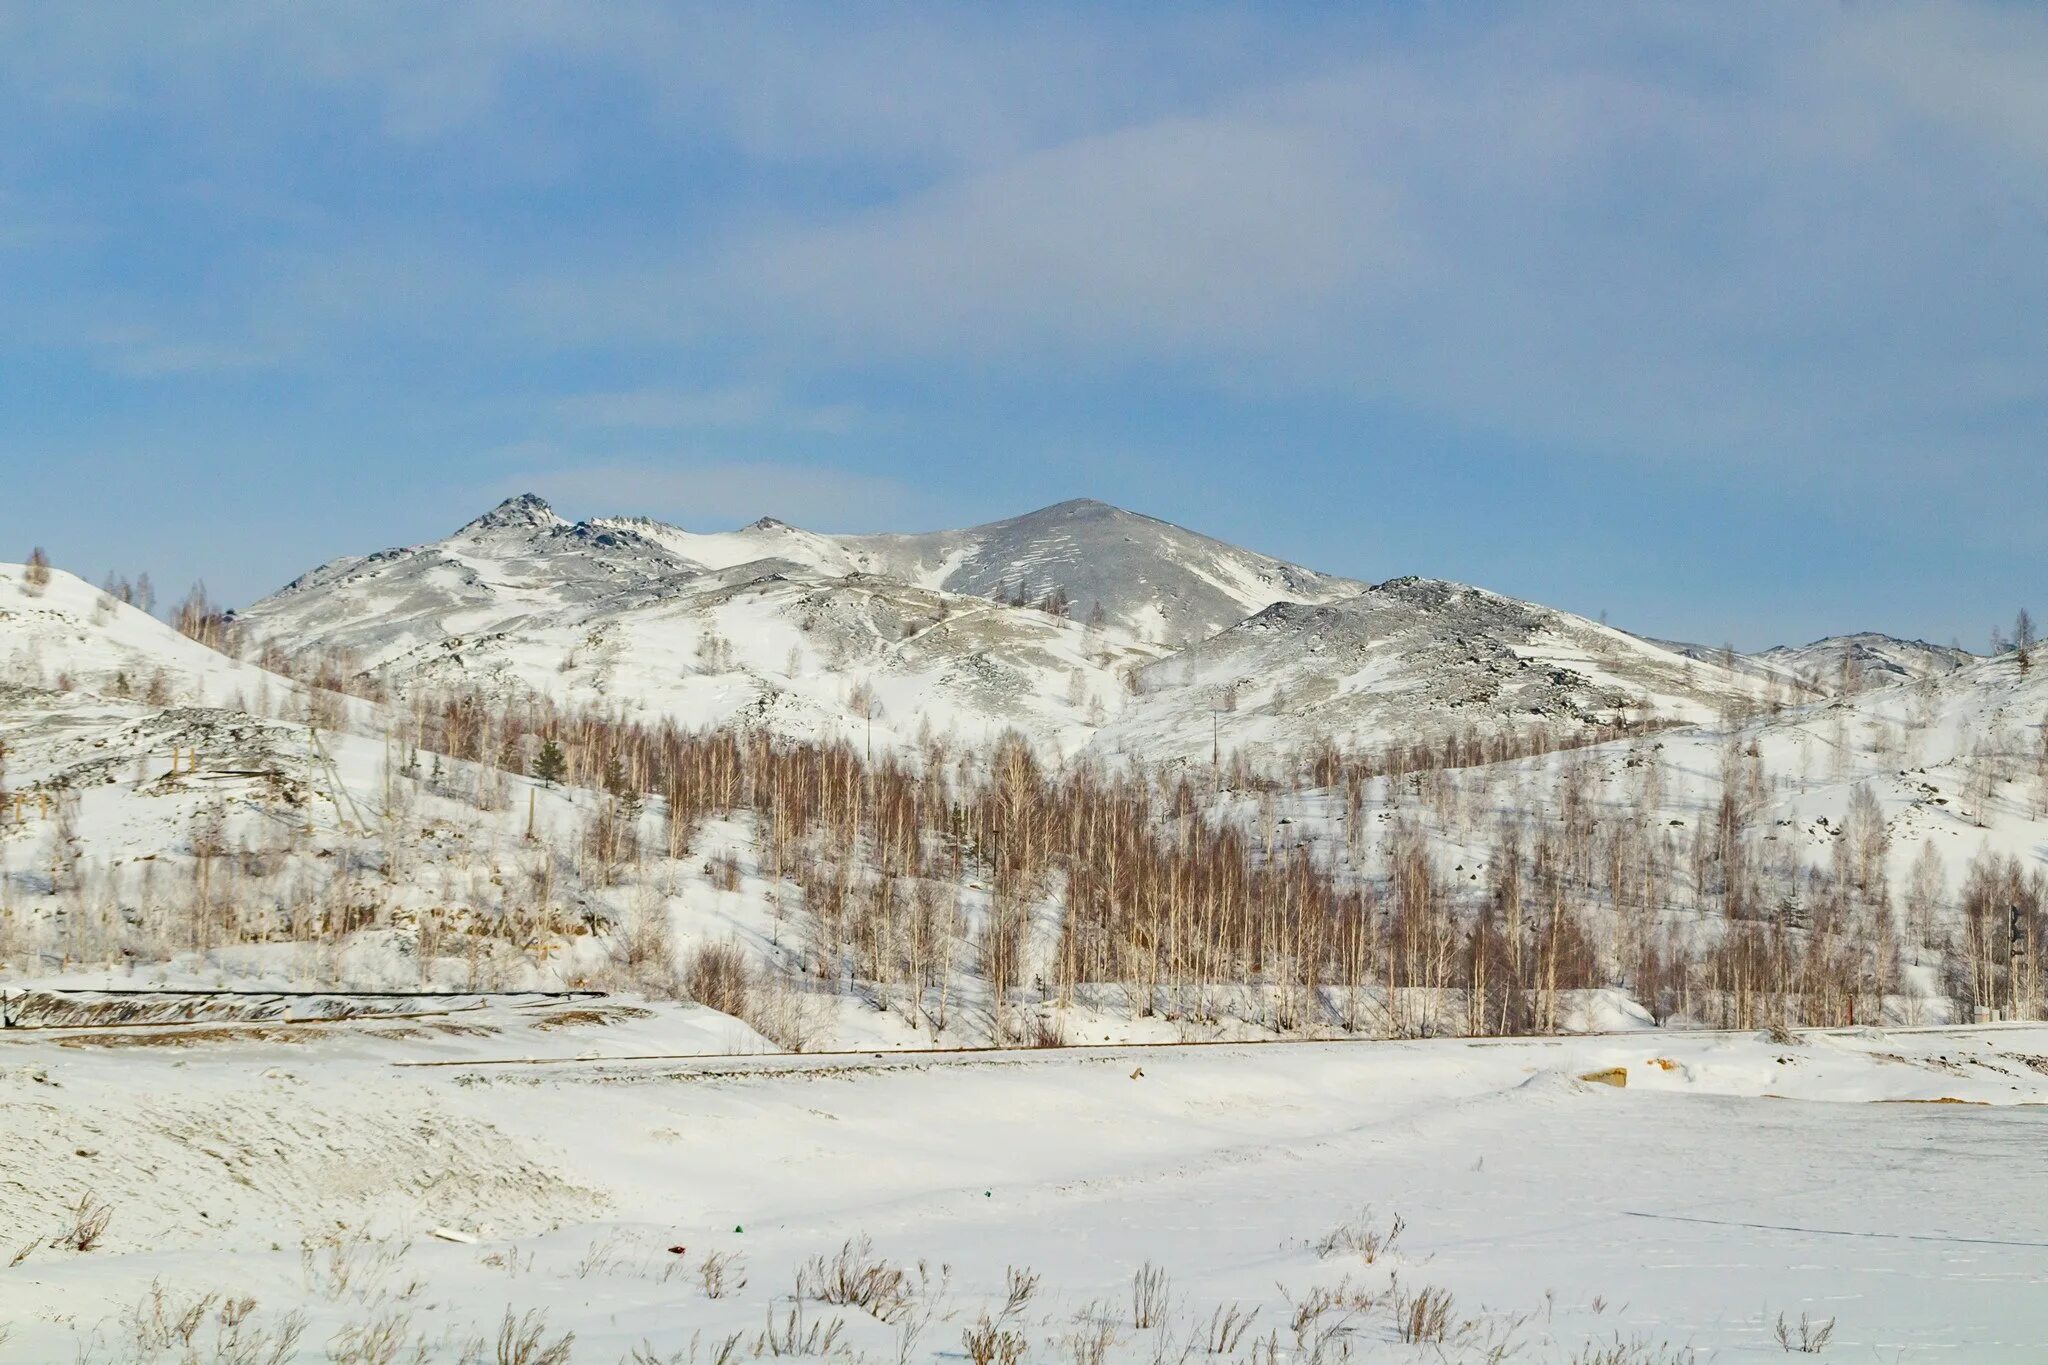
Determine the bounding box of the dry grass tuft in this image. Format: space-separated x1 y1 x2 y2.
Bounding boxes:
494 1307 574 1365
1131 1260 1171 1329
1773 1310 1836 1354
1312 1207 1405 1264
1572 1336 1702 1365
754 1298 845 1359
699 1250 747 1299
962 1312 1027 1365
1392 1281 1457 1344
52 1190 113 1251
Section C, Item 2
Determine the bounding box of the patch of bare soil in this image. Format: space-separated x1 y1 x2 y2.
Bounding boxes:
530 1005 656 1031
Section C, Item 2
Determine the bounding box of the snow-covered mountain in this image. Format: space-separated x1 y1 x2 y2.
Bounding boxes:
602 498 1360 646
237 494 1354 664
227 496 1857 763
230 495 1375 754
235 494 697 667
362 560 1161 756
1094 576 1769 765
224 496 1990 769
835 499 1359 645
1759 632 1976 692
7 550 2048 1047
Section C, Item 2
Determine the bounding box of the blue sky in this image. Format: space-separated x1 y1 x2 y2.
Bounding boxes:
2 2 2044 649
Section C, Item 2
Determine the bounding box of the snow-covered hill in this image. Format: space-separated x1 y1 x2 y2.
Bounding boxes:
5 548 2047 1044
606 499 1361 645
0 561 357 723
368 561 1159 757
229 495 1375 755
240 495 1355 669
831 498 1360 645
1093 576 1770 766
232 493 698 668
1759 632 1977 692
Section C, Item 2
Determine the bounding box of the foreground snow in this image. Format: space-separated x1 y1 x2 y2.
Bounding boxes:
5 1014 2047 1361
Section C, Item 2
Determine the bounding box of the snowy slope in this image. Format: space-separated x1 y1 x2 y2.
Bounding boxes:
5 542 2047 1044
1094 576 1771 766
241 496 1356 673
593 512 866 577
1759 631 1977 692
369 561 1160 756
608 498 1362 646
230 494 1364 754
0 562 352 721
1194 638 2048 1023
231 494 700 668
835 498 1361 645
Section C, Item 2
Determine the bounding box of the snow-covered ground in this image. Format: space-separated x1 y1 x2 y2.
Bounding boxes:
6 514 2048 1358
5 1017 2047 1361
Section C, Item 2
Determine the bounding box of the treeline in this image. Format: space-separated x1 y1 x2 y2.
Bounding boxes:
366 686 2044 1034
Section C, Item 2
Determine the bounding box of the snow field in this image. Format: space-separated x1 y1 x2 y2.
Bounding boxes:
5 1022 2048 1361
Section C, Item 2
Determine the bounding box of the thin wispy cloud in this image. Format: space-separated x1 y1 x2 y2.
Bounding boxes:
3 1 2044 642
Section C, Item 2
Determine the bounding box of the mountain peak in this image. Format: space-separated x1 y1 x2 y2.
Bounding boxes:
1033 497 1120 518
460 493 562 535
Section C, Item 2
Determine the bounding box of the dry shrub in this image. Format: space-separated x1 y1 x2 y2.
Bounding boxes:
741 961 823 1052
122 1281 306 1365
755 1299 844 1359
686 940 752 1018
1001 1265 1040 1317
126 1280 217 1356
325 1309 423 1365
798 1235 914 1322
1062 1303 1120 1365
1286 1277 1378 1351
707 852 743 892
299 1232 413 1305
1202 1303 1259 1354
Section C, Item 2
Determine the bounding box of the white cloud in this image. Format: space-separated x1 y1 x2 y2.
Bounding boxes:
722 110 1410 361
655 3 2048 482
14 1 2048 501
